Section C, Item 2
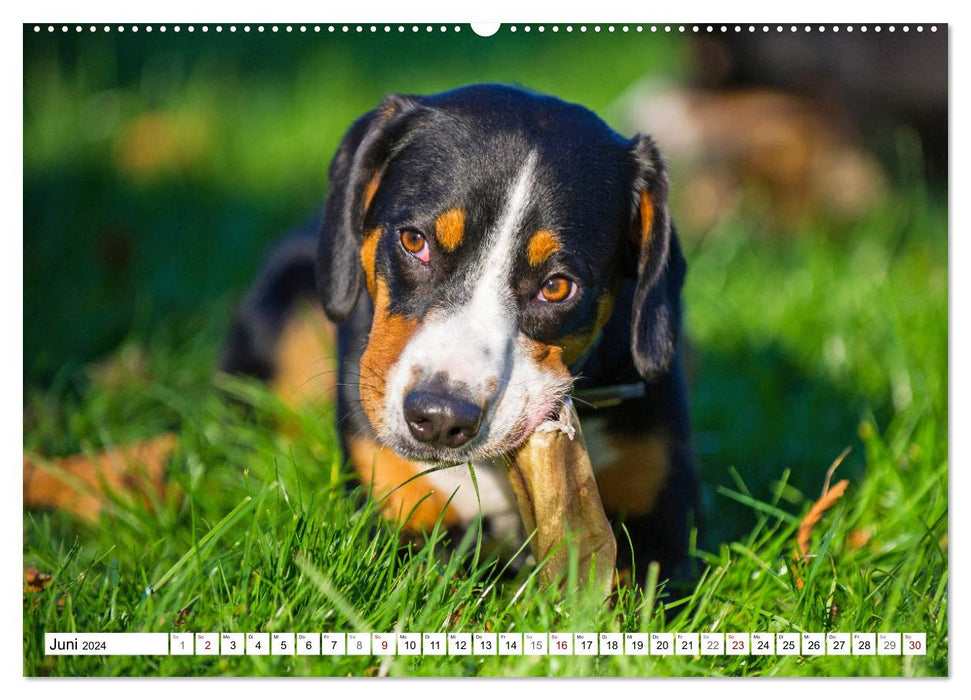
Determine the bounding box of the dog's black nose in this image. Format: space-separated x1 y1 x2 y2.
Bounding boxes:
403 390 482 449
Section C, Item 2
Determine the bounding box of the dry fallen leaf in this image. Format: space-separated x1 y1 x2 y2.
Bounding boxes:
795 479 850 561
23 566 52 593
846 527 873 551
449 604 465 627
23 433 177 522
791 479 850 590
791 449 854 590
174 607 191 629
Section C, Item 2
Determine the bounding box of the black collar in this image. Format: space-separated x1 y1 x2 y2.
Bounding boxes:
573 381 646 408
568 330 646 409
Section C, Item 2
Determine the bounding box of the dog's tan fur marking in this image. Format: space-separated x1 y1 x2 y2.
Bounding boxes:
359 279 419 432
434 208 466 252
558 292 615 366
360 227 382 297
348 436 460 530
595 432 671 516
269 304 336 408
363 173 382 213
522 338 572 381
636 190 654 248
526 229 561 266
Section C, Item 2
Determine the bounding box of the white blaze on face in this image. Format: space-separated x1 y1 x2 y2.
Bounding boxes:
382 151 572 460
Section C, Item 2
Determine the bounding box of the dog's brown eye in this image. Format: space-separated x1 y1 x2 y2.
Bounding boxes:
400 228 430 263
538 276 576 303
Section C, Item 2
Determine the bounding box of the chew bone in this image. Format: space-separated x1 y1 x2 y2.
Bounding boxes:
505 399 617 594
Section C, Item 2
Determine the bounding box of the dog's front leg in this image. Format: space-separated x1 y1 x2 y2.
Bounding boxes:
504 400 617 595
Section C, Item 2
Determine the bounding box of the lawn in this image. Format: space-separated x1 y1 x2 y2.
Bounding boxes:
22 26 948 677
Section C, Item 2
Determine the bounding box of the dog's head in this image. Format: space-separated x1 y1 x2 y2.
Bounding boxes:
317 85 684 463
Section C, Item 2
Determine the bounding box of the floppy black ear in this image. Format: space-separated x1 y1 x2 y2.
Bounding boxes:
316 94 419 322
629 135 686 380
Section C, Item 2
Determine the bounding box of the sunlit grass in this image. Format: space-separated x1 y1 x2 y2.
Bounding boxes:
23 190 947 675
23 28 946 677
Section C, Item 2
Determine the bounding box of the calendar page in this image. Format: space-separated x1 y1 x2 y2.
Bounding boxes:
22 10 948 679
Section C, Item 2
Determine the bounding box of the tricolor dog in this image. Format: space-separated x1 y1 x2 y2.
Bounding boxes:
223 84 698 584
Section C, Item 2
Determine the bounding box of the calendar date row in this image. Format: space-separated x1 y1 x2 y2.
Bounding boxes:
45 632 927 657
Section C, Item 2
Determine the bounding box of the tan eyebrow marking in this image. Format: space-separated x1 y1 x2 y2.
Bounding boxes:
526 229 561 266
434 208 466 251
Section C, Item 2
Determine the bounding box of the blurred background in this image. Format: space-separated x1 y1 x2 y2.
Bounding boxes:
23 25 947 543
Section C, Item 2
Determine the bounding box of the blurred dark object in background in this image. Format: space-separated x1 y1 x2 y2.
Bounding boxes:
618 28 946 231
620 85 887 230
692 30 947 176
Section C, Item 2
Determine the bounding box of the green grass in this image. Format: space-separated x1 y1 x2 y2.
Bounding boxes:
23 27 686 383
22 185 948 676
23 28 947 677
